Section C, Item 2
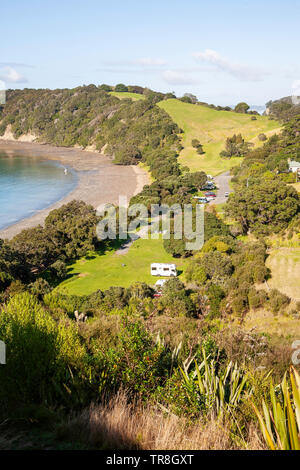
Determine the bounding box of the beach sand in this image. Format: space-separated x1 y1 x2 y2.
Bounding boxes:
0 141 150 239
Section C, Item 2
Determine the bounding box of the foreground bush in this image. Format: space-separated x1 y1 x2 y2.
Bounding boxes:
0 293 88 409
253 366 300 450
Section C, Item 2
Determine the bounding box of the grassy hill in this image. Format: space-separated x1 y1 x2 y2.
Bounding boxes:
58 237 186 295
109 91 145 101
158 99 281 175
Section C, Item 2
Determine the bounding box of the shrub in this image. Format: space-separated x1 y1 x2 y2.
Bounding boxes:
258 133 267 141
115 83 128 92
267 289 290 313
0 293 87 408
94 320 173 398
29 278 52 299
50 260 68 280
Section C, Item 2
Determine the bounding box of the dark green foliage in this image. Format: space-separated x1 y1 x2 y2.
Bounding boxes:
234 102 250 114
267 289 290 313
0 239 30 291
29 278 52 299
10 201 99 273
0 87 180 170
163 211 231 258
0 293 88 408
266 96 300 121
98 84 112 91
132 171 207 210
183 93 198 104
44 200 99 259
204 212 232 241
50 260 68 280
220 134 252 158
114 83 128 92
206 284 225 319
191 138 205 154
10 225 56 272
160 278 195 317
226 179 299 235
189 251 233 286
93 320 173 397
185 239 268 317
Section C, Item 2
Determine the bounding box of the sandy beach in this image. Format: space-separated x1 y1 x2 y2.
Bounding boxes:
0 141 149 239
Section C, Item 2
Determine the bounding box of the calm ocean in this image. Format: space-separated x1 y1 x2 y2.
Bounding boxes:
0 152 77 230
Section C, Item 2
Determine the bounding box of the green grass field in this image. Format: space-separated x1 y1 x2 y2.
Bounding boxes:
110 91 145 101
158 99 281 175
58 237 186 295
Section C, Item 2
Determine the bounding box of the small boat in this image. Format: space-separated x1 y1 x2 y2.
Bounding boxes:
64 168 68 175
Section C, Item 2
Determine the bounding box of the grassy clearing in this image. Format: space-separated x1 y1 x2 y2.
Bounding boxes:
58 237 186 295
241 308 300 339
110 92 145 101
266 247 300 300
158 99 281 175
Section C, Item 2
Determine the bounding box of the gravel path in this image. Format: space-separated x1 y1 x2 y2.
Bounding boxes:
211 170 233 205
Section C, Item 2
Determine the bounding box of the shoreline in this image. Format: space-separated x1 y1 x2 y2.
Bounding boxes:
0 140 150 240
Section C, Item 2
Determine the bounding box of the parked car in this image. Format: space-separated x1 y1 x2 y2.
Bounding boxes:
205 192 216 198
193 196 209 203
225 192 229 197
155 279 167 289
198 197 209 203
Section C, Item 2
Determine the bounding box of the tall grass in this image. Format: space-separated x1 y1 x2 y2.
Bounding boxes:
252 366 300 450
56 391 264 450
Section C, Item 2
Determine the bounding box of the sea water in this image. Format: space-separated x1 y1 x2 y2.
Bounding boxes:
0 152 77 230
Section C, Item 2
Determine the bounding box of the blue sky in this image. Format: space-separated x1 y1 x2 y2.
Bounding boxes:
1 0 300 105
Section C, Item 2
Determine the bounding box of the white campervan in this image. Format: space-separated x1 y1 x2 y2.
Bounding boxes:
151 263 177 277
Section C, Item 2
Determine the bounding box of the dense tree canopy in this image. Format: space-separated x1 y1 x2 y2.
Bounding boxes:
226 180 299 235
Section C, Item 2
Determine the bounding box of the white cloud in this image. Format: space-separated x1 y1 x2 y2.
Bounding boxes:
162 70 198 85
193 49 268 82
0 66 28 84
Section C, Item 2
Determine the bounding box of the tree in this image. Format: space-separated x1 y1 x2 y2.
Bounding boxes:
192 139 205 155
99 84 112 92
0 239 30 289
45 200 99 259
220 134 251 158
184 93 198 104
190 171 207 191
225 180 300 235
234 102 250 114
160 278 194 317
10 226 56 273
115 83 128 92
50 260 68 280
